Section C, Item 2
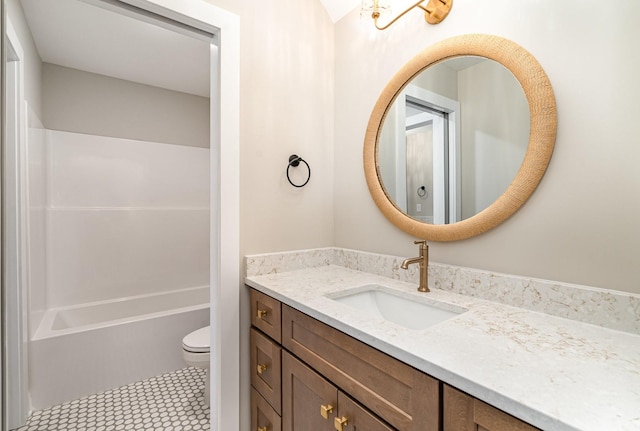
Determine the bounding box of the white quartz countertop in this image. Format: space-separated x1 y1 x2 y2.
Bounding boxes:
245 265 640 431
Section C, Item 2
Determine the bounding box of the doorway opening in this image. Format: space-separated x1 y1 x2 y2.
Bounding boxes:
2 1 239 430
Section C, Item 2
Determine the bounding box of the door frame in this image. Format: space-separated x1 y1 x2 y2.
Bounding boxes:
123 3 240 430
396 84 461 223
3 17 29 431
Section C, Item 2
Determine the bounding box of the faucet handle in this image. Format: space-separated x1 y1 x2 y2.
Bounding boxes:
414 240 426 246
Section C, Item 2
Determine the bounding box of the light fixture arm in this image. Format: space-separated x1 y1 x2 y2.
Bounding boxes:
372 0 453 30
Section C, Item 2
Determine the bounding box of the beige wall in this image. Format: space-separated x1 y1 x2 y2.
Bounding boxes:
42 63 210 148
203 1 334 428
458 60 529 219
335 0 640 295
8 0 209 148
206 0 335 257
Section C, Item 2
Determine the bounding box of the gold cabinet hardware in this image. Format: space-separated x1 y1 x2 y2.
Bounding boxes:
320 404 334 419
257 309 268 319
256 363 268 375
334 416 349 431
257 426 268 431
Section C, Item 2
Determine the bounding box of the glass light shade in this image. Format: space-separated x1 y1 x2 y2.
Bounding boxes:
360 0 392 18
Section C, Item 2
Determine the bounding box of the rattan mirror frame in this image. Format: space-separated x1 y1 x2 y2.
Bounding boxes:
364 34 557 241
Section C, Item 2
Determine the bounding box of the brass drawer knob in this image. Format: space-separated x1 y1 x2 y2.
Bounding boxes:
320 404 334 419
257 426 268 431
256 363 268 375
257 309 268 319
334 416 348 431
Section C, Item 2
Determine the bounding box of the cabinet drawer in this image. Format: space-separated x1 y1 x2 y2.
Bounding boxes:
252 387 282 431
251 289 282 343
282 305 440 431
251 328 282 414
443 385 539 431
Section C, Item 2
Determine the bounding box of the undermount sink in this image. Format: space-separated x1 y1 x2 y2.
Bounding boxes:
328 285 466 330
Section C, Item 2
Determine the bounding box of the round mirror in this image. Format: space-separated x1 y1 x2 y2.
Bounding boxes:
364 34 557 241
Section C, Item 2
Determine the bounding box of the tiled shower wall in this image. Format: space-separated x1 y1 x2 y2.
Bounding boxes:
28 127 210 327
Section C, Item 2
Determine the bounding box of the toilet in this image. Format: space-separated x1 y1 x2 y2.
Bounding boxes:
182 326 210 405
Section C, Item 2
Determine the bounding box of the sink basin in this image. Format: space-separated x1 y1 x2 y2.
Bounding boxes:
328 285 465 330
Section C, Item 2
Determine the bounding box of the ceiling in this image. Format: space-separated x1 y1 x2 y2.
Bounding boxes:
319 0 360 23
19 0 358 97
20 0 211 97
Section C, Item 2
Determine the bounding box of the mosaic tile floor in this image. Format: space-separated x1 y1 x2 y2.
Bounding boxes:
14 367 210 431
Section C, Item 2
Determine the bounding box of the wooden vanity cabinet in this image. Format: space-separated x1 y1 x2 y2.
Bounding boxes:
443 385 540 431
250 290 283 431
249 288 539 431
282 304 440 430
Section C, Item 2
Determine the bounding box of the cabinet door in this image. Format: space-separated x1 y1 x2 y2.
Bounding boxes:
336 391 394 431
251 388 282 431
282 351 336 431
443 385 539 431
251 328 282 413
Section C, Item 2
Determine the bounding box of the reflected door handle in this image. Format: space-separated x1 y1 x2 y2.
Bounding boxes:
257 363 268 375
257 426 268 431
257 309 268 319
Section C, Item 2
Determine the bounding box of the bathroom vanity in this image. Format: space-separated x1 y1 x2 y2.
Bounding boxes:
245 249 640 431
249 288 537 431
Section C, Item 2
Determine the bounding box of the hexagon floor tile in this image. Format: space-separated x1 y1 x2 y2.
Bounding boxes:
13 367 209 431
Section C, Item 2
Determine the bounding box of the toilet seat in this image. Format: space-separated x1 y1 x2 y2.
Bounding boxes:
182 326 210 353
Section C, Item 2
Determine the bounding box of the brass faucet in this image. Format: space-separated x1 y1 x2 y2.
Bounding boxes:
401 240 429 292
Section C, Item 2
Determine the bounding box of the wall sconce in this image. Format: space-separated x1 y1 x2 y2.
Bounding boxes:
361 0 453 30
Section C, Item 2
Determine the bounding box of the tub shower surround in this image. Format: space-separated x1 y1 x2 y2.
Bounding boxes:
245 247 640 431
29 294 208 410
246 247 640 335
42 130 210 307
27 129 211 409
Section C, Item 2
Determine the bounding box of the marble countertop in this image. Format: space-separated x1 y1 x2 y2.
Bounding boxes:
246 265 640 431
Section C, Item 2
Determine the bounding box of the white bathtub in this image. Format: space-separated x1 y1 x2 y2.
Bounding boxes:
29 286 210 410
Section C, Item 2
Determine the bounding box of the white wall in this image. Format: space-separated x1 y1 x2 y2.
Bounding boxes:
334 0 640 295
44 131 210 307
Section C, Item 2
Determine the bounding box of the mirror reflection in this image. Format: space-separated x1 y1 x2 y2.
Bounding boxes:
378 56 530 224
